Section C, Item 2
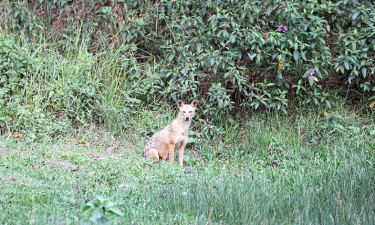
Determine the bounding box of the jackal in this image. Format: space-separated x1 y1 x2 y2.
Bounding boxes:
143 100 197 168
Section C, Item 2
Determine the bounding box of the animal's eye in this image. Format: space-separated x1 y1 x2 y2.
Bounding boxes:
189 111 192 113
182 111 186 113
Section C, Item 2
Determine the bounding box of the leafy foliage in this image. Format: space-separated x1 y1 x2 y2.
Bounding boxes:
0 35 32 104
0 0 374 135
82 196 124 225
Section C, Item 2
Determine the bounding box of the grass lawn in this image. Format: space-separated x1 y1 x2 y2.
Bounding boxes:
1 107 374 224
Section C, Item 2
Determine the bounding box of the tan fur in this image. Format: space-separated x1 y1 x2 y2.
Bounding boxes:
143 100 197 168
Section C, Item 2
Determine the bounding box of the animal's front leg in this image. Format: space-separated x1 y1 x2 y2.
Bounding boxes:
168 144 175 163
178 141 186 168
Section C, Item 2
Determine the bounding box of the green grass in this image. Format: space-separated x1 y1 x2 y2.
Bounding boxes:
1 108 374 224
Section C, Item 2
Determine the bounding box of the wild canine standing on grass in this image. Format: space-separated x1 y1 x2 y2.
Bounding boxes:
143 100 197 168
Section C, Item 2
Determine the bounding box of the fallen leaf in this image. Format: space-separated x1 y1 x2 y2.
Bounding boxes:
191 150 199 158
224 145 230 150
88 153 99 158
336 66 340 72
22 181 31 187
81 141 90 147
95 157 106 161
369 101 375 109
12 132 25 139
352 110 358 118
278 59 284 70
313 76 319 82
324 111 329 117
70 138 81 143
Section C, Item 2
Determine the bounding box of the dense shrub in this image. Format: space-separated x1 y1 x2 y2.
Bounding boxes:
0 34 104 136
0 0 374 130
0 35 33 104
149 0 375 112
0 34 70 138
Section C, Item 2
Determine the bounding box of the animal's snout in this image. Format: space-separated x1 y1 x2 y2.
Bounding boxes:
184 117 190 121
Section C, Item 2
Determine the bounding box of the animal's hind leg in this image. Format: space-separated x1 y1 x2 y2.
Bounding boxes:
145 148 159 160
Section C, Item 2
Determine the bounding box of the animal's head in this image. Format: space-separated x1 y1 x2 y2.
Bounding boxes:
178 100 197 122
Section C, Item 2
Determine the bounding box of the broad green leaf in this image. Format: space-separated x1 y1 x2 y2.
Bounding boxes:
326 100 331 109
197 42 202 52
82 205 92 212
352 11 360 20
362 67 367 78
308 75 314 86
344 61 350 70
97 217 109 225
90 208 103 222
167 52 175 61
267 5 273 15
293 50 300 61
107 205 124 216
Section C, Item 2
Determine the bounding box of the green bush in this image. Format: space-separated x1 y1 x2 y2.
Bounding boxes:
147 0 374 111
1 0 374 127
0 33 105 136
0 34 35 108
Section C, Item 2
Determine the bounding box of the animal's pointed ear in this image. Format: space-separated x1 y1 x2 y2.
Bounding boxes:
191 100 197 108
177 100 184 108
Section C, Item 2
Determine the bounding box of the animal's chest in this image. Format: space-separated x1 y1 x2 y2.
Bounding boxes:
174 133 188 146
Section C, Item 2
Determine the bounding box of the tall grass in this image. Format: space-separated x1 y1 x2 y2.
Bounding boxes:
0 27 155 138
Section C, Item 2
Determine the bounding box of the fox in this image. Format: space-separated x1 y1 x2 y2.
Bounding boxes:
143 100 197 168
